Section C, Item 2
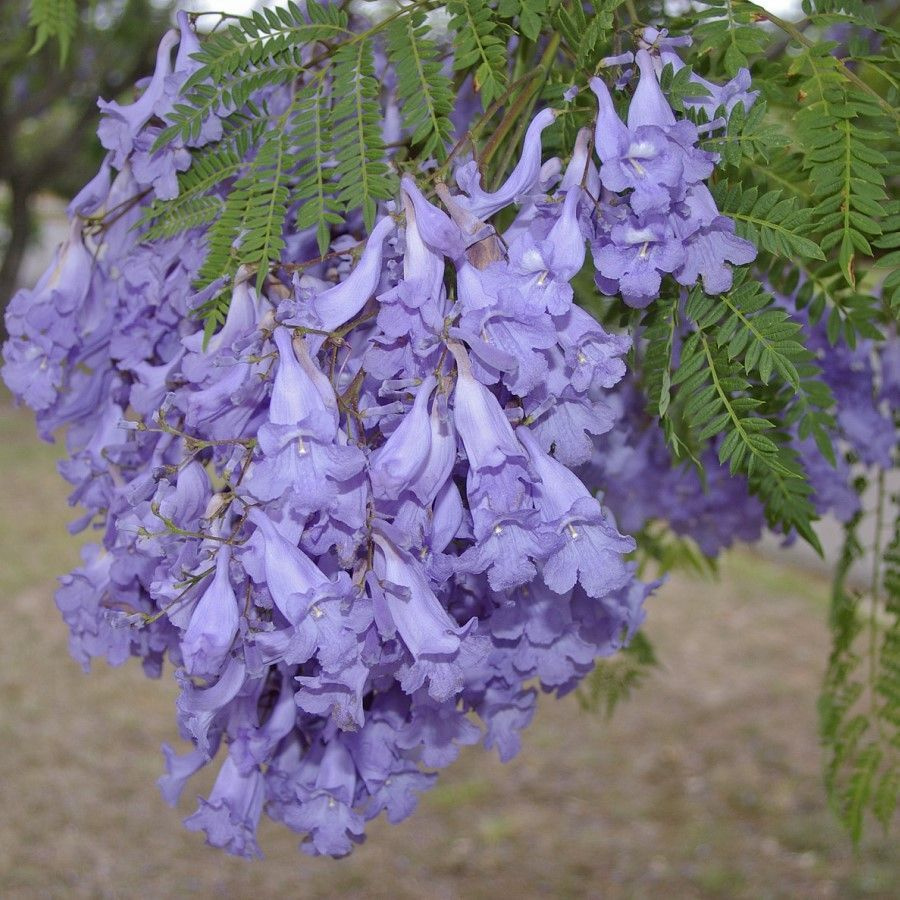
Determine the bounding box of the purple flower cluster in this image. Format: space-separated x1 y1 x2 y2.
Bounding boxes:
3 20 772 858
583 380 767 557
772 286 898 523
587 41 756 307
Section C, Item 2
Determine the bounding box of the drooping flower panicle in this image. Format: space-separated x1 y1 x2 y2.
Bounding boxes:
1 19 811 860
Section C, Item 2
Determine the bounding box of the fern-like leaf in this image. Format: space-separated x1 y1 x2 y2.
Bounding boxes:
553 0 624 72
158 58 307 149
667 283 830 548
692 0 770 74
685 273 835 458
448 0 509 109
790 45 891 286
185 1 348 88
714 182 825 261
28 0 77 65
196 124 291 293
576 633 658 719
820 488 900 843
385 12 455 161
292 80 341 257
154 2 349 149
792 260 885 347
331 41 394 230
140 119 266 241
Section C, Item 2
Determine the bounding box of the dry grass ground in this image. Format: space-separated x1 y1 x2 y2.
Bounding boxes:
0 392 897 899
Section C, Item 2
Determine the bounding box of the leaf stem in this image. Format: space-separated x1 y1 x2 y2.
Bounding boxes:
869 468 886 743
479 34 560 175
748 2 900 124
487 33 562 190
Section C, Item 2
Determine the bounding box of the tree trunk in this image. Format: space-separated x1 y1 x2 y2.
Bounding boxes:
0 182 33 341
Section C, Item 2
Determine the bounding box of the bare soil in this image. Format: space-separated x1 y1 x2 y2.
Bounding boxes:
0 395 896 899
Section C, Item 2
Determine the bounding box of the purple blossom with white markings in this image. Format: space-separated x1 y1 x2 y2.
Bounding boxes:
3 15 832 862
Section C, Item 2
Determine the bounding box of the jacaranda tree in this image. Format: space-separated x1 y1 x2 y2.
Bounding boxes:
0 0 173 316
3 0 897 858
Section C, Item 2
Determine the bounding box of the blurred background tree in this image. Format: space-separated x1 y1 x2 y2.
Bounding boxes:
0 0 173 320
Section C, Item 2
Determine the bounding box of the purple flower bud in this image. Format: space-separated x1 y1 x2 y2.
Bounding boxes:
547 186 586 277
370 376 436 500
414 393 458 505
561 128 601 197
455 108 557 218
182 548 240 677
97 30 180 168
601 51 636 68
173 10 201 75
399 192 448 301
371 526 469 661
246 508 332 624
400 176 466 259
589 76 630 164
629 49 677 129
430 479 465 553
448 342 526 471
298 217 395 332
268 326 337 429
68 157 113 217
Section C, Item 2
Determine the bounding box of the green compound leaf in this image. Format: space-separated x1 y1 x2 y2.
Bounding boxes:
28 0 77 65
820 491 900 844
385 11 455 162
331 40 394 231
448 0 510 109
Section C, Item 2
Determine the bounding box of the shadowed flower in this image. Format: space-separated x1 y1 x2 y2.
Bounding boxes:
184 754 266 859
372 525 482 701
181 547 240 677
518 426 635 598
284 737 366 858
369 376 436 500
